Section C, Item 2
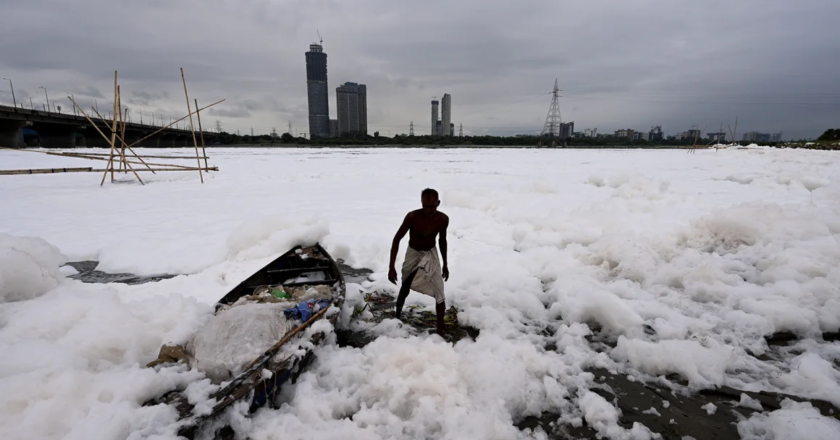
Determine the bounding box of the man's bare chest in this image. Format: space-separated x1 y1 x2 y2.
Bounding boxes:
410 219 442 238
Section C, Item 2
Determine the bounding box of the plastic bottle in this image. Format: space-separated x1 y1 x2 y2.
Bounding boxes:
271 288 290 299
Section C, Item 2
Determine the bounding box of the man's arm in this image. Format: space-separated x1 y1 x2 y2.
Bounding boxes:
388 212 413 284
439 215 449 281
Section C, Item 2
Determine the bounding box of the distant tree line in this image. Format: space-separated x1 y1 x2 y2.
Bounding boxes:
207 130 838 148
817 128 840 141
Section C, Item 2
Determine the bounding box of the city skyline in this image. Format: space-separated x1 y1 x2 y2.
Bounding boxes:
430 93 454 137
1 1 838 140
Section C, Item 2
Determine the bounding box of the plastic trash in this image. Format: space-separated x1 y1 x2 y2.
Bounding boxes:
271 288 290 299
284 298 331 322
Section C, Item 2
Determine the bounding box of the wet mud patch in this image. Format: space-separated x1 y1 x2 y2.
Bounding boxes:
336 260 374 285
63 259 372 287
64 261 177 285
337 291 480 346
517 368 840 440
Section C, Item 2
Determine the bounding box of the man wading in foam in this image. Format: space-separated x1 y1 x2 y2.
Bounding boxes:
388 188 450 336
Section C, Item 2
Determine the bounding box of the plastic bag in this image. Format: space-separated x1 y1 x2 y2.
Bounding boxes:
189 302 296 383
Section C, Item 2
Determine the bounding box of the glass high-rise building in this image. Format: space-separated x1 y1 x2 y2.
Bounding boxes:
305 43 330 138
441 94 451 136
336 82 367 135
430 99 439 136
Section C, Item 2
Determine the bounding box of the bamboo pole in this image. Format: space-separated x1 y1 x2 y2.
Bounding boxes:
69 97 156 176
0 147 210 170
118 86 126 173
102 71 119 185
58 152 210 159
0 167 94 175
88 106 156 174
0 147 220 176
101 99 224 151
115 139 144 183
88 167 216 172
43 151 206 170
109 83 144 185
195 98 208 169
210 301 334 404
1 167 218 175
180 68 203 183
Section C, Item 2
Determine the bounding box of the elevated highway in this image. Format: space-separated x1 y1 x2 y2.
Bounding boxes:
0 104 218 148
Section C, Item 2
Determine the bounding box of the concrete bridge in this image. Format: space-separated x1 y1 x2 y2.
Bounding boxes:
0 104 218 148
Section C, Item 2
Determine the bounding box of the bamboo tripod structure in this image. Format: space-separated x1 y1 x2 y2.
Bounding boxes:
0 68 232 185
0 68 224 182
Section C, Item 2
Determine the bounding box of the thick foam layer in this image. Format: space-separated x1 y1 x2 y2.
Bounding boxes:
1 147 839 439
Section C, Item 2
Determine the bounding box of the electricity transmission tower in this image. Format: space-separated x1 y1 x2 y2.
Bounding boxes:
541 79 562 137
459 123 463 137
288 121 292 135
214 120 223 133
409 121 414 136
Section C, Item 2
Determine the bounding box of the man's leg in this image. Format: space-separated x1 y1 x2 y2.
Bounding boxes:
436 301 446 336
395 269 417 320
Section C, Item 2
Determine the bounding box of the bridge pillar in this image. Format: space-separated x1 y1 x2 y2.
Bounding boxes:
82 126 118 149
85 135 113 149
0 120 25 148
127 133 159 148
159 135 176 148
36 124 79 148
74 132 86 147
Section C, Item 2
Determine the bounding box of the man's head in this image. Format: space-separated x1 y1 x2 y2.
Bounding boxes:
421 188 440 215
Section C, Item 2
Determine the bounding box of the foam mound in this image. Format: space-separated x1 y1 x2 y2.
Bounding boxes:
0 233 67 302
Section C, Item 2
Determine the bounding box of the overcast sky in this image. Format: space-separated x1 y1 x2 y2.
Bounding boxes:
2 0 839 139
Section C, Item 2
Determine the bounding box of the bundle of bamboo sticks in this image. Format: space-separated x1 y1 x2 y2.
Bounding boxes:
0 69 225 184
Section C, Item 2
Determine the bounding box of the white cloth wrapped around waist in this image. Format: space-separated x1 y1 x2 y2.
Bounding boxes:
401 245 445 304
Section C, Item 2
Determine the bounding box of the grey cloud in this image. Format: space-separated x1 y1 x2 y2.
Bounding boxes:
1 0 838 139
69 86 105 99
132 90 166 101
241 99 265 111
207 107 252 118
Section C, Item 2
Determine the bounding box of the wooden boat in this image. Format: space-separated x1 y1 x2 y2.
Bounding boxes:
144 243 346 439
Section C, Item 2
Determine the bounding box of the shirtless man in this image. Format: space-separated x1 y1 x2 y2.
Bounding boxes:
388 188 450 336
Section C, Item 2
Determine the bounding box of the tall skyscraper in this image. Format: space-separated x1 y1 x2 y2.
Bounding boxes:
441 94 451 136
336 82 367 135
431 99 439 136
305 43 330 138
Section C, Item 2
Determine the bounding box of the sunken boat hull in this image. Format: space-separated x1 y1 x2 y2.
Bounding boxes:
145 243 346 439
